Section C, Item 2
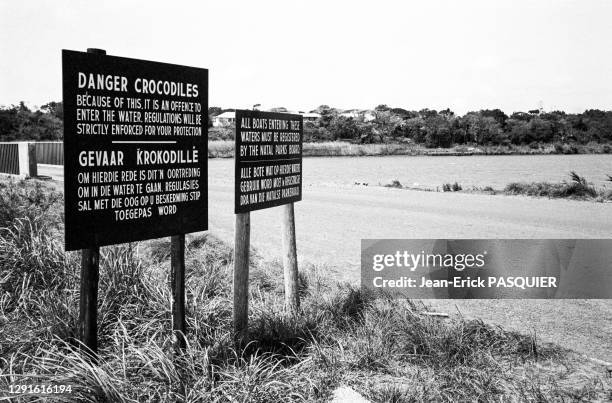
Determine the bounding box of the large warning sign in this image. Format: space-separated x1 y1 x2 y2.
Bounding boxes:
235 110 302 213
62 50 208 250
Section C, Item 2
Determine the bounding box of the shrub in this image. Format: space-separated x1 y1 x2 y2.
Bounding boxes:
207 140 234 158
0 179 62 229
504 172 599 199
384 180 402 188
442 183 462 192
0 216 77 312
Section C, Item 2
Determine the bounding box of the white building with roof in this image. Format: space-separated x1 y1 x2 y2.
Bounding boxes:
300 112 320 122
212 111 236 127
212 110 320 126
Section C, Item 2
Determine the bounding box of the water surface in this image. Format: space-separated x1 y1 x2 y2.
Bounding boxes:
210 154 612 190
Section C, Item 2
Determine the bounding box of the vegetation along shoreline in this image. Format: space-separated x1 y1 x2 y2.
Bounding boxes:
2 102 612 159
381 171 612 202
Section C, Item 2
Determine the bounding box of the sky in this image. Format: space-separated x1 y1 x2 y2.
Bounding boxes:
1 0 611 114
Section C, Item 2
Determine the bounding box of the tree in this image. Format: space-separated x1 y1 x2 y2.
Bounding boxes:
390 107 417 119
480 109 508 127
439 108 455 119
528 117 554 143
372 109 402 139
40 101 63 120
208 106 223 116
391 117 424 142
329 116 372 141
506 118 531 144
460 113 503 144
424 115 452 147
374 104 390 112
316 105 337 128
418 108 438 119
510 111 532 122
0 102 63 141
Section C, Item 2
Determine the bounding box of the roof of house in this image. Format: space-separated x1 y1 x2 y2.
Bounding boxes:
214 110 321 119
215 111 235 119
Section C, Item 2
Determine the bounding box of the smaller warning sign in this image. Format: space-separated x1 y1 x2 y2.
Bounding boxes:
234 110 302 213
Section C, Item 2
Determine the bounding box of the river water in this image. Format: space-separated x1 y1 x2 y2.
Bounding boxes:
210 154 612 190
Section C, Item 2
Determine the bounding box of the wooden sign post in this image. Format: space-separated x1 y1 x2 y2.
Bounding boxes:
79 244 100 357
63 48 208 357
171 234 186 349
233 110 303 340
281 203 299 313
233 212 250 343
78 48 106 358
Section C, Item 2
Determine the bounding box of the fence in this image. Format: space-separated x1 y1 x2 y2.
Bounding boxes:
0 141 62 177
0 143 20 174
36 141 64 165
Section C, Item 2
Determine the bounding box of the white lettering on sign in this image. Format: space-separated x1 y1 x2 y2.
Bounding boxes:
78 72 128 91
78 150 124 167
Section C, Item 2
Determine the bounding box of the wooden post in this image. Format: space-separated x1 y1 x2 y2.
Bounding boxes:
80 247 100 358
27 143 37 178
281 203 299 314
233 212 250 344
171 235 186 350
78 47 106 360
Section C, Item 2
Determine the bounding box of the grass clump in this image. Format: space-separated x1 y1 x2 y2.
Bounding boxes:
504 171 610 201
384 179 403 188
442 182 462 192
1 178 610 401
207 140 234 158
0 179 62 228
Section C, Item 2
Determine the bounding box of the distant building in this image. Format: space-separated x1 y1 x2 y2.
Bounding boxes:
340 110 375 122
212 111 236 127
212 110 320 126
300 112 320 122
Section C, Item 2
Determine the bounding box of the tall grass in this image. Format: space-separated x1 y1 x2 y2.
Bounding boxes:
207 140 234 158
505 171 611 201
1 178 610 402
303 142 418 157
384 172 612 202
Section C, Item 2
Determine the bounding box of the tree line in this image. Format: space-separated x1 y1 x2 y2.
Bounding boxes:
301 105 612 148
0 102 63 141
2 102 612 149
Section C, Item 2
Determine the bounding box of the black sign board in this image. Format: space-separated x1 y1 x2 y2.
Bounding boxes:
235 110 303 213
62 50 208 250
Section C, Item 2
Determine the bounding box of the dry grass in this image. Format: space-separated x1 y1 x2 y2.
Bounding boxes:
303 142 419 157
383 172 612 202
207 140 234 158
0 178 610 402
504 171 611 201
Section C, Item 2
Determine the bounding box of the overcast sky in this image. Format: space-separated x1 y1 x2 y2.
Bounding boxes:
1 0 611 114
